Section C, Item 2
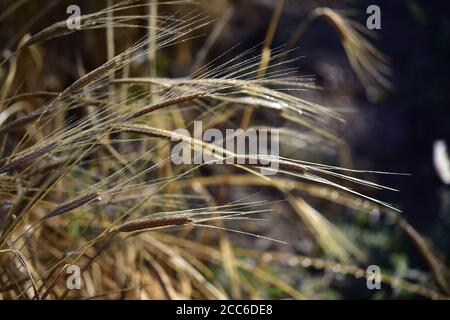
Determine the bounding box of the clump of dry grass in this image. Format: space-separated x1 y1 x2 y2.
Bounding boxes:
288 7 392 96
0 0 448 300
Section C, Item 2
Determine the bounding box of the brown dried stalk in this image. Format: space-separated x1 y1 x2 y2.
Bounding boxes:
116 216 192 232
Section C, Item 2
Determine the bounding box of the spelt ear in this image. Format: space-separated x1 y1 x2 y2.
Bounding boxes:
116 216 192 232
0 142 58 174
42 192 100 220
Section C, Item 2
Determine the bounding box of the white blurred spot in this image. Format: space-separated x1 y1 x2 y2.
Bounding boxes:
433 140 450 184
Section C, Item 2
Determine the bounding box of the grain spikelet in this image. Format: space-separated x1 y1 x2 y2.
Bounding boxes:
0 142 58 174
43 192 99 219
116 216 192 232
